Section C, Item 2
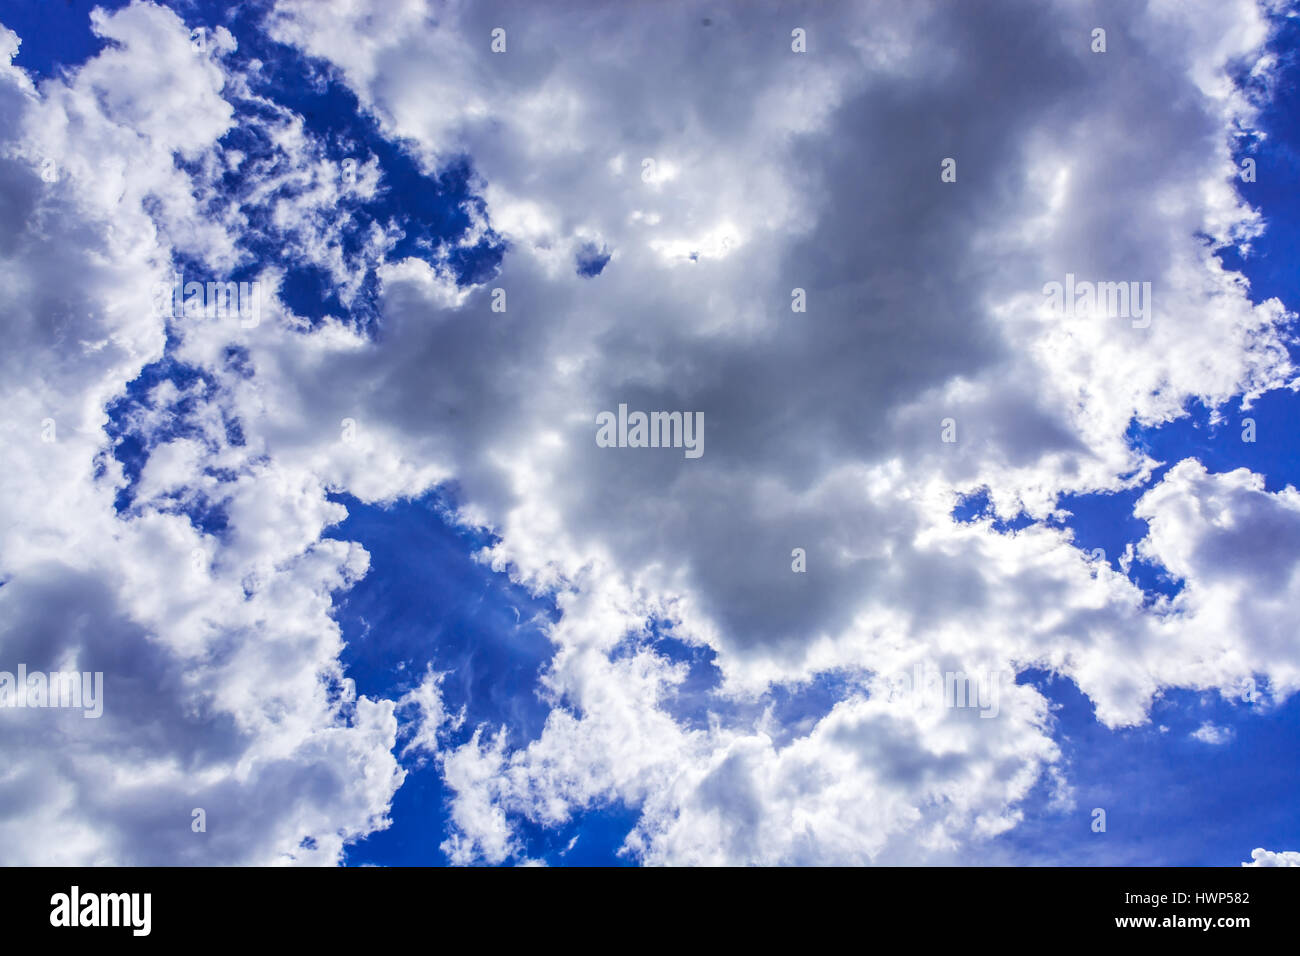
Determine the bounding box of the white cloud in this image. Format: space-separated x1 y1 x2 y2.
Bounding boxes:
254 0 1298 863
2 0 1297 865
1242 847 1300 866
398 667 464 760
1191 721 1234 745
0 2 402 864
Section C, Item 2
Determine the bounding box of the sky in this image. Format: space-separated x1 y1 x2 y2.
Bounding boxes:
0 0 1298 867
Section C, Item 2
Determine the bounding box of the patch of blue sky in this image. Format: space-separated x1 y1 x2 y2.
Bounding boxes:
2 0 133 80
103 346 246 537
169 0 505 329
951 488 1037 534
327 489 563 865
575 240 612 278
995 670 1300 865
325 489 559 749
328 489 652 866
513 801 643 866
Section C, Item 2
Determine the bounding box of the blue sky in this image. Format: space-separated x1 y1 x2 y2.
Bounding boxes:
1 0 1298 867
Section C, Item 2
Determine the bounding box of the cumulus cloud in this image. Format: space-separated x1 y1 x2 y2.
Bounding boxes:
0 2 402 864
251 0 1297 861
1191 721 1234 744
1243 847 1300 866
1 0 1297 865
